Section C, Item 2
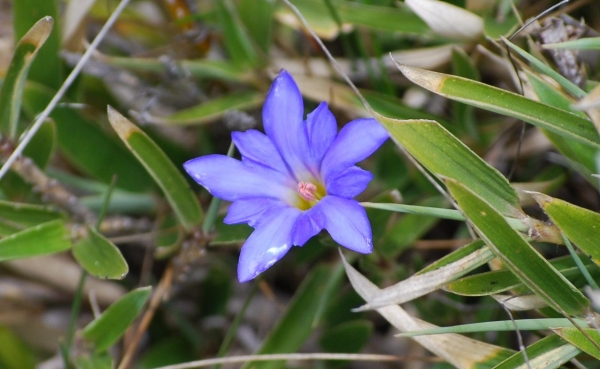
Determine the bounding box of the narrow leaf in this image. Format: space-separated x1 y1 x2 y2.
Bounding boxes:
72 226 128 280
377 117 521 217
542 37 600 50
107 106 203 231
532 192 600 266
83 286 152 352
489 334 579 369
396 64 600 148
405 0 483 41
0 16 53 137
445 178 590 316
396 318 587 337
340 251 514 368
0 219 70 261
553 328 600 359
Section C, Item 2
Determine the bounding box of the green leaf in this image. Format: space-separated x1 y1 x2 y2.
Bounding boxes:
0 16 53 138
376 117 521 217
144 91 263 126
553 328 600 360
445 178 590 316
72 226 128 280
417 239 486 275
23 119 55 169
211 216 253 245
0 325 36 369
83 286 152 352
502 37 586 98
215 0 261 67
525 70 598 178
13 0 61 89
451 47 480 138
493 334 579 369
21 83 154 192
396 64 600 148
542 37 600 50
0 200 65 229
107 106 203 231
396 318 587 337
445 254 598 296
0 219 70 261
241 265 336 369
239 0 275 53
532 193 600 266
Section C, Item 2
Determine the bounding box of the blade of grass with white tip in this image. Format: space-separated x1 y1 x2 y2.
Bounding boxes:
107 106 202 231
396 318 588 337
0 16 53 138
405 0 483 41
491 294 547 311
531 192 600 266
396 64 600 148
444 178 590 317
83 286 151 352
377 117 522 217
489 334 579 369
340 251 515 368
354 245 494 310
417 239 487 275
553 328 600 360
502 37 586 99
542 37 600 50
72 226 128 280
0 219 70 261
445 254 598 296
138 91 263 126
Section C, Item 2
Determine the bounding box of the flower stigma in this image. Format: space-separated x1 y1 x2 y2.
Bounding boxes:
295 180 325 210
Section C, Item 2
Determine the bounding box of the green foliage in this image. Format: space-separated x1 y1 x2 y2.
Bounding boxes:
2 1 600 368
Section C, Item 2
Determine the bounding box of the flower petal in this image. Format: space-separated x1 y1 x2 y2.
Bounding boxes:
238 206 302 282
318 196 373 254
291 207 325 246
321 118 388 182
326 166 373 199
262 70 311 180
224 197 285 227
305 102 337 172
184 155 296 202
232 130 290 176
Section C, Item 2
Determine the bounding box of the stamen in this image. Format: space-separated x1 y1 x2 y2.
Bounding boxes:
298 181 318 202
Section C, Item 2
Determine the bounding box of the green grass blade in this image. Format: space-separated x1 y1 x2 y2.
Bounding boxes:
445 178 590 316
396 64 600 148
417 239 486 275
143 91 263 126
396 318 587 337
13 0 61 89
542 37 600 50
502 37 586 98
82 286 152 352
376 117 522 217
238 0 275 53
0 219 70 261
72 226 128 280
532 192 600 266
553 328 600 359
445 254 598 296
0 16 53 138
484 334 578 369
107 106 203 231
215 0 261 67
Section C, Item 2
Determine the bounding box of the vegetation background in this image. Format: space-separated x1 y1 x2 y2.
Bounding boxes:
0 0 600 368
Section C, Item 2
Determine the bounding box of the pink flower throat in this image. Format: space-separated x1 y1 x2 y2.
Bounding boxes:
298 181 318 202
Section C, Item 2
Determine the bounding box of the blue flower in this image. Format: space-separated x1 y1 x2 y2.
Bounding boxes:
184 70 388 282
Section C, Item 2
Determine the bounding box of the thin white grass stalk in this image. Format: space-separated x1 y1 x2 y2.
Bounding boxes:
499 302 532 369
152 353 433 369
0 0 133 181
